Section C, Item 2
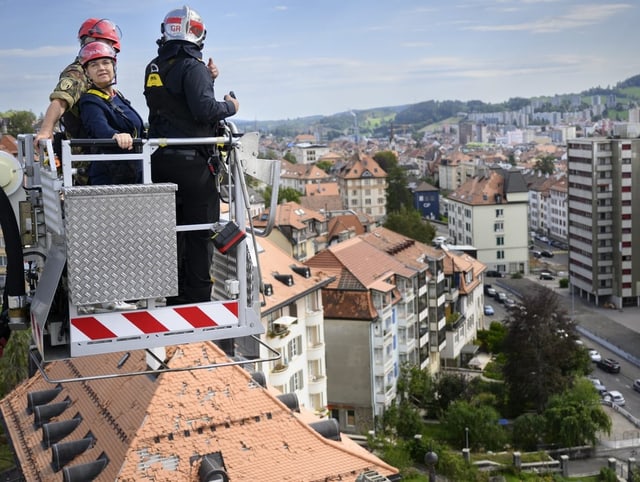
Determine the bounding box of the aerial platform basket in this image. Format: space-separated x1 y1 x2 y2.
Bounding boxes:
14 126 281 380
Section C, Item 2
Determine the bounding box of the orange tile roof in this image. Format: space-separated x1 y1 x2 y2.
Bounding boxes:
359 227 442 272
0 343 398 481
337 153 387 179
305 182 339 197
448 168 504 205
257 236 335 312
327 215 366 242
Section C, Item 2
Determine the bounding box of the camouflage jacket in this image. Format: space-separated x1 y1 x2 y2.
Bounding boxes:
49 59 90 117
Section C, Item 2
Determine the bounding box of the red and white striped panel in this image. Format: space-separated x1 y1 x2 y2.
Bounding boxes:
70 301 239 343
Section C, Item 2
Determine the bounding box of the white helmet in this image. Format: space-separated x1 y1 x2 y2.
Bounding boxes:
160 5 206 48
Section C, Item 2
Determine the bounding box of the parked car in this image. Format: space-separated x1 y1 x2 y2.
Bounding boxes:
604 390 626 406
539 271 554 280
496 292 508 304
540 250 554 258
433 236 447 246
485 270 503 278
484 285 496 297
532 250 542 258
633 379 640 393
588 349 601 362
588 377 607 395
597 357 621 373
484 305 495 316
504 298 517 309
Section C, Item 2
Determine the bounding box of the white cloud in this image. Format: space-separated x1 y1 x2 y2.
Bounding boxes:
0 45 76 58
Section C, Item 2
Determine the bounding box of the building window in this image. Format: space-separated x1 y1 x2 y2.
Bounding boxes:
494 222 504 232
495 208 504 217
289 370 304 391
346 409 356 427
496 236 504 246
497 250 505 259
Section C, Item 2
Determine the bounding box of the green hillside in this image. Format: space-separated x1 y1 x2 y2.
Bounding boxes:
235 73 640 138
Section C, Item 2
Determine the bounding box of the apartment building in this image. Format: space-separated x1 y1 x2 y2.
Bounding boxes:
279 160 331 194
437 150 474 192
548 176 568 243
359 227 446 373
336 153 387 222
440 247 487 366
567 137 640 308
291 142 331 164
304 237 420 434
252 201 327 262
250 236 334 414
447 166 529 275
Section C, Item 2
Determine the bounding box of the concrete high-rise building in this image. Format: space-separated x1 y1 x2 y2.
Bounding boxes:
567 138 640 308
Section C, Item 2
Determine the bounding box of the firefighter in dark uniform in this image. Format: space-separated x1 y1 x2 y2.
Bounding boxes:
144 5 239 305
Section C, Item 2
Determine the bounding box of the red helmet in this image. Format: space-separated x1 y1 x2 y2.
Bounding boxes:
78 42 117 68
78 18 121 52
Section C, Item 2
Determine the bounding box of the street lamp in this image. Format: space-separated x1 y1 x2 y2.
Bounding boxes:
424 450 438 482
465 427 469 450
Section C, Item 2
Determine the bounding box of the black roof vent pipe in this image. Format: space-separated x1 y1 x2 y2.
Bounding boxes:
273 273 294 286
276 393 300 412
291 265 311 278
309 418 341 441
34 400 71 428
62 453 108 482
199 452 229 482
27 385 63 414
42 415 82 447
251 371 266 387
51 435 95 472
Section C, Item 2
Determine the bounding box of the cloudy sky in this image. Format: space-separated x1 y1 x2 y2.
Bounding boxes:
0 0 637 122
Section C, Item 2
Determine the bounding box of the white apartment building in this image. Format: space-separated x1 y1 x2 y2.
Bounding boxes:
440 248 486 366
279 160 331 194
305 236 444 433
336 153 387 222
250 236 334 414
291 143 331 164
567 137 640 308
547 176 568 242
447 167 529 275
359 227 446 372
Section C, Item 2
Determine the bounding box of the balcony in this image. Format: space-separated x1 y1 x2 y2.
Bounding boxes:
306 342 324 361
305 309 323 326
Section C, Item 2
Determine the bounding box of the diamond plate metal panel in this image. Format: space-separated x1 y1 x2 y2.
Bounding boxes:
64 183 178 305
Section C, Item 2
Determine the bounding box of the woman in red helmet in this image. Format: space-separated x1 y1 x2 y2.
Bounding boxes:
35 18 122 146
77 42 143 185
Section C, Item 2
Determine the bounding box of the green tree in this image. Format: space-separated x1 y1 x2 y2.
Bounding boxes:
373 150 413 213
533 155 556 175
512 412 546 451
314 160 332 173
476 321 507 354
502 287 587 414
2 110 36 137
441 400 506 451
542 378 611 447
396 363 435 409
283 151 297 163
373 150 398 172
262 185 301 206
433 373 470 416
0 330 31 397
383 206 436 244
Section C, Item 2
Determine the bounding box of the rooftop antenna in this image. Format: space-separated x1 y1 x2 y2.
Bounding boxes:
350 110 359 150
